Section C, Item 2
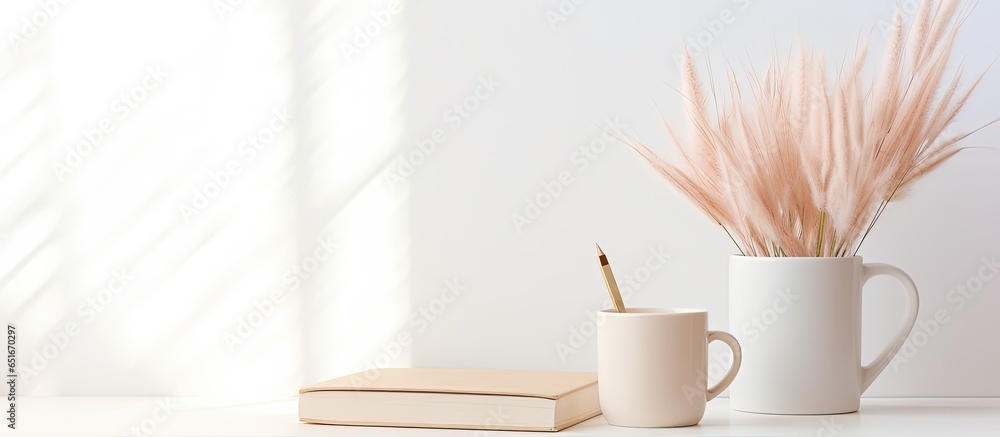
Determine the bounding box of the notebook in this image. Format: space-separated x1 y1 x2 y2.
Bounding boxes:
299 368 600 431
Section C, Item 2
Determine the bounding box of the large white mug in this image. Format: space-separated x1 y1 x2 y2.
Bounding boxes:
729 256 919 414
597 308 741 427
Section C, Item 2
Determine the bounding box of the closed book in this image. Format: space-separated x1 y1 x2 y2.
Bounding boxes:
299 368 600 431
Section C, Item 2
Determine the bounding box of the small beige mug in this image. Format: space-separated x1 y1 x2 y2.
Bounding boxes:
597 308 741 427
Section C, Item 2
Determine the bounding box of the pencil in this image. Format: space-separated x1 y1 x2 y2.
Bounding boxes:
596 244 626 313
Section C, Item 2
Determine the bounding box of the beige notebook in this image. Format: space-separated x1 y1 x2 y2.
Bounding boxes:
299 368 600 432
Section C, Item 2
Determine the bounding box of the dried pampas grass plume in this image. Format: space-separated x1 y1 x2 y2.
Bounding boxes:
631 0 994 257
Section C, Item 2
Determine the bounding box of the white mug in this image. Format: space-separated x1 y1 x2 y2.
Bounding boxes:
597 308 741 427
729 256 919 414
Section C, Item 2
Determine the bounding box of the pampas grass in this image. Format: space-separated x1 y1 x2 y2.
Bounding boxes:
631 0 993 257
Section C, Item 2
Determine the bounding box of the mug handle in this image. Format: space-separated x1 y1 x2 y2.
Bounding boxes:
705 330 742 401
859 263 920 393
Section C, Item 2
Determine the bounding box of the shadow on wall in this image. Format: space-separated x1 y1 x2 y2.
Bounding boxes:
0 0 412 396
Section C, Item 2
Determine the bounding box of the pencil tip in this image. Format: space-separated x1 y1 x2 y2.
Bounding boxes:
595 243 604 255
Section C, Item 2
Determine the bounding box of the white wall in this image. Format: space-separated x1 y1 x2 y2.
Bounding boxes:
1 0 998 398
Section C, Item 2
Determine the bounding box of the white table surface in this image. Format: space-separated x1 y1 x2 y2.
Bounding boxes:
8 397 1000 436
